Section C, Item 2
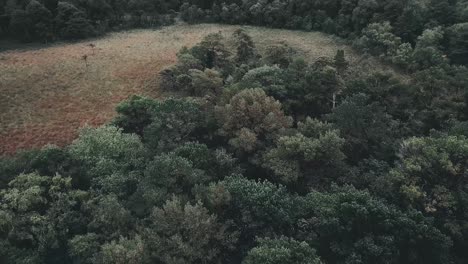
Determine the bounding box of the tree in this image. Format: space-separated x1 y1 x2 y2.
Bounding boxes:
427 0 455 26
188 68 223 96
297 185 452 264
9 9 31 41
142 98 208 152
446 23 468 65
262 118 346 188
84 194 134 240
26 0 53 42
233 28 257 64
55 2 95 39
243 237 322 264
68 126 144 187
215 88 292 153
263 118 345 189
99 235 145 264
217 176 300 247
136 152 209 210
240 65 285 97
68 233 101 264
354 21 401 57
394 0 427 43
263 42 294 68
190 33 233 76
113 95 160 136
143 197 237 264
0 173 86 263
379 135 468 260
333 49 348 74
327 93 400 163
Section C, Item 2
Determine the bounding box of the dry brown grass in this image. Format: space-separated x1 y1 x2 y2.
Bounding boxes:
0 23 392 155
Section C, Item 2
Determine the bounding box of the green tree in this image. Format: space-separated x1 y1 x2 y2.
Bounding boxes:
0 173 86 263
355 21 401 57
9 9 32 41
190 33 233 76
446 23 468 65
243 237 322 264
136 152 209 210
68 126 144 187
218 176 300 246
333 49 348 74
188 68 223 96
328 93 400 163
297 185 452 264
233 28 257 64
56 1 95 39
263 42 294 68
113 95 160 136
143 197 237 264
26 0 53 42
262 118 346 188
99 235 145 264
379 135 468 260
215 88 292 153
68 233 101 264
142 98 208 152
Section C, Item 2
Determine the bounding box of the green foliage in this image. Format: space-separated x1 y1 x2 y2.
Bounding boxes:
298 185 452 264
188 68 223 96
263 42 294 68
143 197 237 264
446 23 468 65
25 0 52 41
262 118 346 187
190 32 233 76
9 9 31 41
215 88 292 153
355 21 401 57
137 152 209 209
68 233 100 264
243 237 323 264
0 173 85 263
220 176 300 241
99 235 144 264
142 98 208 151
233 29 257 64
113 95 160 136
328 93 400 162
56 2 95 39
378 135 468 258
69 126 144 177
333 49 348 74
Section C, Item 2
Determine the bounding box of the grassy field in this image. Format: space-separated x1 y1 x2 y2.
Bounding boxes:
0 23 391 155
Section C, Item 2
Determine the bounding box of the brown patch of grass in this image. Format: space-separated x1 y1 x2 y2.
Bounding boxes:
0 23 392 155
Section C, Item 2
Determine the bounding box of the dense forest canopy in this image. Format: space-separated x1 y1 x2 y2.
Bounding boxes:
1 0 468 264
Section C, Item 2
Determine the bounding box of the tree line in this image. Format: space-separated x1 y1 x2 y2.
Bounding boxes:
1 29 468 263
180 0 468 66
1 0 467 67
0 0 181 42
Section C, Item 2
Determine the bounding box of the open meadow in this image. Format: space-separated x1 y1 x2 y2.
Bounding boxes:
0 23 388 155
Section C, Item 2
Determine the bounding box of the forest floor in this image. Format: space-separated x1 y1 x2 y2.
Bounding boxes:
0 23 392 155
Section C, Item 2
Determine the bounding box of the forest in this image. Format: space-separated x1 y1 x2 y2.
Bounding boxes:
1 0 468 263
